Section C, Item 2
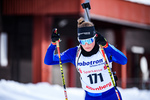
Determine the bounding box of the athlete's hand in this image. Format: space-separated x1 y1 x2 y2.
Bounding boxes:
95 32 108 47
51 28 60 44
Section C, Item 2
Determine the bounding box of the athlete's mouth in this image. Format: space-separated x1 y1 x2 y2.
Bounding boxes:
85 47 91 49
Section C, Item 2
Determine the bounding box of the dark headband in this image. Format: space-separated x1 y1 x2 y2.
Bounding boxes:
78 26 96 39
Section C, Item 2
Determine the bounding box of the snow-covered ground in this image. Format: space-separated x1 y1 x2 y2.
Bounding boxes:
0 79 150 100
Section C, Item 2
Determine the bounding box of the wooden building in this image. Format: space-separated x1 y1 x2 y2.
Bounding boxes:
0 0 150 89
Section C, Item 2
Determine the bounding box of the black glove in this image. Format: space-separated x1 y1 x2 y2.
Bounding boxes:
51 28 60 43
95 31 107 46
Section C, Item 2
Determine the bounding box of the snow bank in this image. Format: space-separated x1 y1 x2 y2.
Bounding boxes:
119 87 150 100
0 79 150 100
0 79 84 100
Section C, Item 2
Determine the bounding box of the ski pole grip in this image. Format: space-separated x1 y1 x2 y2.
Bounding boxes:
54 28 57 34
54 28 60 43
55 28 59 46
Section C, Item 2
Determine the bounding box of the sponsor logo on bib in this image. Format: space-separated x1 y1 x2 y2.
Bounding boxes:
86 82 112 91
78 59 104 67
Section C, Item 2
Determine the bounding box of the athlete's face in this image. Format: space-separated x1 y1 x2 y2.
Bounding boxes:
81 40 95 52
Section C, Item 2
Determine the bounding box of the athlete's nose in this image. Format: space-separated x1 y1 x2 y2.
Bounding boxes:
85 42 89 46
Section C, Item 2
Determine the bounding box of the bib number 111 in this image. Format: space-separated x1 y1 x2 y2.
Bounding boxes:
87 73 104 84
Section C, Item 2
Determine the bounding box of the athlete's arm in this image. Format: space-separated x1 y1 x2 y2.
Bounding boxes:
44 43 77 65
104 44 127 65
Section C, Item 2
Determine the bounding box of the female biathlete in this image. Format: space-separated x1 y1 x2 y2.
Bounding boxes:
44 17 127 100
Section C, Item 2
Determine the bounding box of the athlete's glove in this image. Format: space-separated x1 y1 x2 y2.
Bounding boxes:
51 28 60 45
95 32 108 48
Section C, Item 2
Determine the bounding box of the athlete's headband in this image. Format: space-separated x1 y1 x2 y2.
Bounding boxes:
78 26 96 39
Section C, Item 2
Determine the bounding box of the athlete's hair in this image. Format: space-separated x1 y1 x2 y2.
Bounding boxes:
77 17 94 28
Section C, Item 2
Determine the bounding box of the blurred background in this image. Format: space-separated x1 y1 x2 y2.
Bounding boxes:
0 0 150 90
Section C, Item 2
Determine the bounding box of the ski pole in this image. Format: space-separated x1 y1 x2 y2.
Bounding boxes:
55 28 68 100
81 2 121 100
100 45 121 100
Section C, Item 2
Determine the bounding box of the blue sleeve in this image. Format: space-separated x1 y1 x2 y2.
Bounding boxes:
44 43 77 66
104 44 127 65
